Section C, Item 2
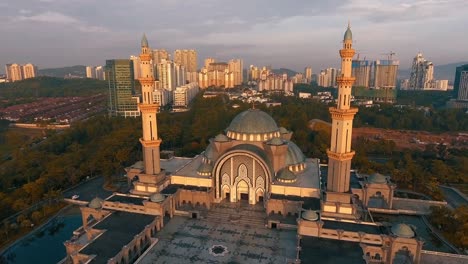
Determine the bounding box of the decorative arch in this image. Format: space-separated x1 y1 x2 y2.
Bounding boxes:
213 149 272 202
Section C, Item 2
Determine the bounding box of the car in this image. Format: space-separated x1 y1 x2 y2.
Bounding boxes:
71 194 80 200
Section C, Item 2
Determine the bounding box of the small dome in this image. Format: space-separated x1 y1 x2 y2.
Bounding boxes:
226 109 279 141
302 210 319 221
279 127 289 134
141 34 148 47
268 137 284 146
150 193 165 203
204 143 215 160
197 162 213 175
89 197 103 209
368 173 387 184
344 26 352 41
214 134 230 142
286 141 305 166
391 223 415 238
276 168 296 183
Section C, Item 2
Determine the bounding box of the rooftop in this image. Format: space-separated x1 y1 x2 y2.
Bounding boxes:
322 220 385 235
80 211 156 264
300 236 365 264
106 194 147 206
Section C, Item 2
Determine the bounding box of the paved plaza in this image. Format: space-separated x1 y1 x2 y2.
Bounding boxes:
140 215 297 264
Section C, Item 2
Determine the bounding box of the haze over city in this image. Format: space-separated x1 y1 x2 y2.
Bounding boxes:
1 0 468 72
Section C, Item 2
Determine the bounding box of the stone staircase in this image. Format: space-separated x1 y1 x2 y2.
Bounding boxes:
202 201 267 228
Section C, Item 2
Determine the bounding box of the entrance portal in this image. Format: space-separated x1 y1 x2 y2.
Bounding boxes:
240 193 249 201
236 180 249 202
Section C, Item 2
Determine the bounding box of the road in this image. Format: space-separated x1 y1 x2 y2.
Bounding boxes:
439 185 468 208
63 177 114 202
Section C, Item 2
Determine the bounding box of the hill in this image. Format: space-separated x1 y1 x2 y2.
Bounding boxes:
38 65 87 78
0 76 107 100
398 61 468 82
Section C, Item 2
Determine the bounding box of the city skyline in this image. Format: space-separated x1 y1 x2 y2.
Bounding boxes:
0 0 467 73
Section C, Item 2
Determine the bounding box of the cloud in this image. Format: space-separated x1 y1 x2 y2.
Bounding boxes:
16 11 78 24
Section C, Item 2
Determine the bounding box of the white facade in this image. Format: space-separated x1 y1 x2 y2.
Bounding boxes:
86 66 95 78
157 59 177 91
130 55 141 80
153 88 172 107
318 68 339 87
409 53 434 90
173 82 199 108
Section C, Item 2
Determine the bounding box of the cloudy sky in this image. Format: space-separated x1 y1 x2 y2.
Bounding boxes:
1 0 467 73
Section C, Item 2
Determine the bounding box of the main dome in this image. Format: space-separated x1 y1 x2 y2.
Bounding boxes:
226 109 280 141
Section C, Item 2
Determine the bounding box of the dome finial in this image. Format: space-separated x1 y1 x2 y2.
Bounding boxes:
141 33 149 47
344 22 352 41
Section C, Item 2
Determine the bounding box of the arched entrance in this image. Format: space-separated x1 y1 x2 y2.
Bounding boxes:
222 185 230 201
256 188 264 203
237 180 249 201
212 146 273 205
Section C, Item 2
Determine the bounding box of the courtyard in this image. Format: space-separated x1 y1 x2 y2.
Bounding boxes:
140 215 297 264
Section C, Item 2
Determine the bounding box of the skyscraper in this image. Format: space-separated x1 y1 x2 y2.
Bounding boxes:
138 34 162 177
228 59 243 85
130 55 141 80
454 64 468 101
374 59 399 89
152 49 169 64
174 49 197 82
86 66 95 78
105 59 139 117
157 59 177 91
304 67 312 83
351 60 371 88
5 64 23 82
22 63 37 79
95 66 105 80
318 68 339 87
409 53 433 90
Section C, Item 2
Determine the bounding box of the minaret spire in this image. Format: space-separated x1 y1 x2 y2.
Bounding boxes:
326 24 358 193
138 36 162 175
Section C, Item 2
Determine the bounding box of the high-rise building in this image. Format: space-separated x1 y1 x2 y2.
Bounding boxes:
174 49 197 82
204 58 215 68
454 64 468 101
323 24 359 217
173 82 200 108
304 67 312 83
5 64 23 82
86 66 95 78
130 56 141 80
409 53 433 90
318 68 339 87
351 60 371 88
174 50 197 72
157 59 177 91
95 66 105 80
105 59 139 117
22 63 37 79
175 64 186 87
137 34 162 177
373 59 399 89
228 59 243 85
152 49 169 64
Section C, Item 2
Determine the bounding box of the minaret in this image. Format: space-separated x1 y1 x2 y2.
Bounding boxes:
326 23 358 193
138 34 162 175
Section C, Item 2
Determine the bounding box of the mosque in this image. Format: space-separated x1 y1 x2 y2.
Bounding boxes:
62 25 466 264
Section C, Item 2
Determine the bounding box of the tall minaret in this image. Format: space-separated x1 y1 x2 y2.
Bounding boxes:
326 23 358 193
138 34 162 175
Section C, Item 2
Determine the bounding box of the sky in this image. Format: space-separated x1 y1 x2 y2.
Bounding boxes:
0 0 467 73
